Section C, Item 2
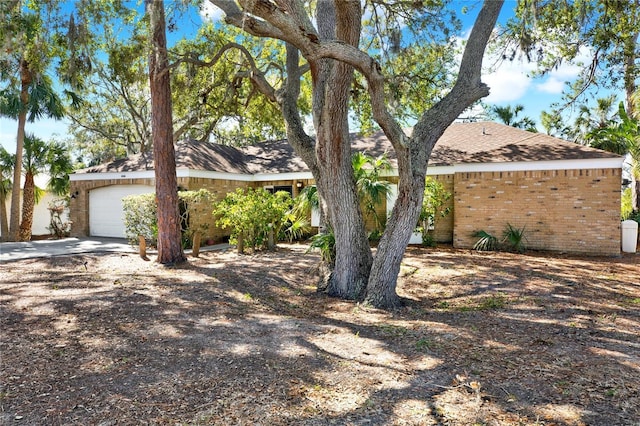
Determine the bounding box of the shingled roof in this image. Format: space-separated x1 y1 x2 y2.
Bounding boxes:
75 122 621 175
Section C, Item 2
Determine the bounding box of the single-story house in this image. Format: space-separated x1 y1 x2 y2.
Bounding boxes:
69 121 625 255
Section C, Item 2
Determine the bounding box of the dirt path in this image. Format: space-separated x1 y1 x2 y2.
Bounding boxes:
1 245 639 425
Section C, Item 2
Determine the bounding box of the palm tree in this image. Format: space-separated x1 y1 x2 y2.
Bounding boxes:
587 101 640 211
1 70 65 241
573 95 618 144
491 104 538 132
0 148 15 241
18 135 73 241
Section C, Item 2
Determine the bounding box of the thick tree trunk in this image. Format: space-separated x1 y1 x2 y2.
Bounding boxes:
9 58 31 242
312 0 371 299
18 171 35 241
147 0 185 264
364 0 503 308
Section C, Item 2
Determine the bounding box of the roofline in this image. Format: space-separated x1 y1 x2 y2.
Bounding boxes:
70 157 623 182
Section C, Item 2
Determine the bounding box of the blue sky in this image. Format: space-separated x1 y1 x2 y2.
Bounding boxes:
0 1 600 154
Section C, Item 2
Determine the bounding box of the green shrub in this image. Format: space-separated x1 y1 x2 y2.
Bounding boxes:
123 193 158 245
472 223 528 253
308 229 336 265
213 187 293 252
622 188 633 220
417 177 452 246
122 189 214 247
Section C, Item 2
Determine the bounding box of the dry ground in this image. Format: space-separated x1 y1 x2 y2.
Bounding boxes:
1 244 639 425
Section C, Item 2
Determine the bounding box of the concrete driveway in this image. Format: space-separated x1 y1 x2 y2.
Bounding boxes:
0 237 231 263
0 237 137 263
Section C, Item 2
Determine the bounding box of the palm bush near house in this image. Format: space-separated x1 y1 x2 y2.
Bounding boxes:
472 230 499 252
620 188 640 223
472 223 527 253
417 177 452 247
503 223 527 253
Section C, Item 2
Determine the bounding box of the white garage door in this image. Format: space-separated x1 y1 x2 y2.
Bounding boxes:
89 185 154 238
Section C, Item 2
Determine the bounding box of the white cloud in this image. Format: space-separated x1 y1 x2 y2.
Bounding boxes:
536 76 565 94
482 59 536 103
199 2 224 22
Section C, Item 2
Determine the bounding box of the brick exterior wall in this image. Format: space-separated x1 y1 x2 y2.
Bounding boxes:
69 178 156 238
69 177 251 243
453 168 621 256
70 167 621 256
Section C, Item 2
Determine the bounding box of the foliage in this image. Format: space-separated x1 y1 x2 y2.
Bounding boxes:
352 152 392 232
178 189 215 248
417 177 452 246
308 228 336 266
280 211 311 243
472 230 499 252
47 198 71 238
489 104 537 132
293 153 392 235
622 188 633 220
587 101 640 211
502 223 527 253
122 189 216 248
500 1 640 116
213 188 293 252
291 185 319 220
473 223 528 253
122 192 158 246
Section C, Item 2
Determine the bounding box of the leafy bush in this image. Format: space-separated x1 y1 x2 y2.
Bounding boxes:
308 228 336 265
622 188 633 220
213 187 293 252
417 177 452 246
123 189 214 247
123 193 157 245
47 198 71 238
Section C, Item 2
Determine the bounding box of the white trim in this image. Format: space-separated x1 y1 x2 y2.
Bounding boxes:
452 157 623 173
70 168 315 182
427 166 456 175
70 170 157 181
179 169 254 181
252 171 313 181
70 157 623 182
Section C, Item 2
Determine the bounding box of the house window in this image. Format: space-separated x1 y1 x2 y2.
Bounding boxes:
264 185 293 197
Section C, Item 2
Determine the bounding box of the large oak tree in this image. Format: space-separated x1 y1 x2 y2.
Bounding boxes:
210 0 503 308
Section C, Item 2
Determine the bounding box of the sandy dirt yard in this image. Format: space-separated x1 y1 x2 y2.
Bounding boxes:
1 244 639 425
